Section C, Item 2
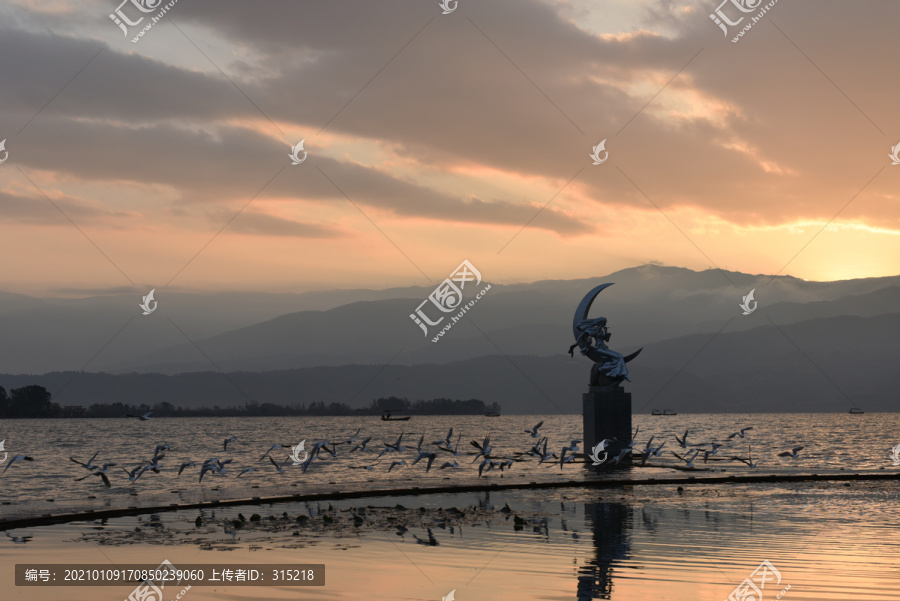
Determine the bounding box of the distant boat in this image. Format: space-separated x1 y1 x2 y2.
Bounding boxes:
663 409 677 416
381 410 411 421
651 409 677 416
651 409 662 416
848 408 865 414
485 411 501 417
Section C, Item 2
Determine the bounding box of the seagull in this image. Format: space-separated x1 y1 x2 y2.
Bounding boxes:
268 456 290 474
152 443 171 458
558 447 576 469
732 445 758 468
525 421 544 438
177 461 195 476
411 451 437 472
438 461 459 469
349 437 373 453
387 460 407 472
126 411 153 421
438 434 463 457
336 428 361 445
433 428 454 448
198 464 217 482
537 438 557 464
298 453 318 474
675 430 690 449
223 436 237 451
0 454 34 476
378 433 405 457
515 438 544 460
144 456 163 474
349 463 380 470
122 464 146 484
237 467 256 478
638 437 656 465
308 440 335 459
478 458 497 477
610 447 631 465
672 449 700 468
75 463 115 487
70 451 101 471
199 458 230 482
260 444 290 461
651 440 667 457
728 427 754 439
778 445 804 459
470 435 493 461
214 458 233 475
562 439 582 453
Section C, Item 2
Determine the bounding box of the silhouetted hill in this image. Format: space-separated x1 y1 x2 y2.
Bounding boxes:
3 312 896 414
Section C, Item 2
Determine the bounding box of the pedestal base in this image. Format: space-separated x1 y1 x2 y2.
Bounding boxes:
583 385 632 468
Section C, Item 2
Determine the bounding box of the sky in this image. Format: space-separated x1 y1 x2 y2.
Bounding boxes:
1 0 899 297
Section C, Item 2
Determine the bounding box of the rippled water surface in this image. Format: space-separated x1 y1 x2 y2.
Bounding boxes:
2 481 899 600
1 413 898 517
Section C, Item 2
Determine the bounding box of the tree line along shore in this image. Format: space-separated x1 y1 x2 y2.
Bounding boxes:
0 387 501 418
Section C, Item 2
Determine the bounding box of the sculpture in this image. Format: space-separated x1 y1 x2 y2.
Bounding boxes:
569 283 642 386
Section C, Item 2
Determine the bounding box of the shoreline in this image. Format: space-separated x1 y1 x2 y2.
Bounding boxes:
3 469 897 531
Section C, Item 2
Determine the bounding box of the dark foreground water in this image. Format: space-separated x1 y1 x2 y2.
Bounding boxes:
1 481 899 600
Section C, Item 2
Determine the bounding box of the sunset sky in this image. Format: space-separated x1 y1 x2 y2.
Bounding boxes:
1 0 898 296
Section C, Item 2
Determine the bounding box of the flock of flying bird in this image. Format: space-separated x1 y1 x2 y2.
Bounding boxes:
597 425 804 469
0 424 807 487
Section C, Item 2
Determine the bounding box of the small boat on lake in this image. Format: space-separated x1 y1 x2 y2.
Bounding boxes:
651 409 662 415
485 411 501 417
848 408 865 414
381 410 411 421
663 409 677 416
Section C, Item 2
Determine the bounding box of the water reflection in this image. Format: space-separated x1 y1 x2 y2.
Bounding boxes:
577 501 630 600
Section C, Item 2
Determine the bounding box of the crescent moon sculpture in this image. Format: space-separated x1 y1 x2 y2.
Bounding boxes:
570 283 642 386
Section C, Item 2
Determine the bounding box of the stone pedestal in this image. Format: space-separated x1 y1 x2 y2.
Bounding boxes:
583 384 632 468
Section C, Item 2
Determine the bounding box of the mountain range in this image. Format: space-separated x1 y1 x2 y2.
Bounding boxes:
1 264 898 413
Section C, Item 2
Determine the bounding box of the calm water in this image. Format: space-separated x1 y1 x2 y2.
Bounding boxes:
1 482 899 600
0 413 898 518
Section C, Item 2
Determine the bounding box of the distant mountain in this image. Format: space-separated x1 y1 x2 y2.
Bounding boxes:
105 267 900 374
2 265 900 375
4 312 896 414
